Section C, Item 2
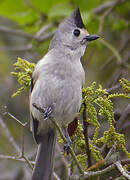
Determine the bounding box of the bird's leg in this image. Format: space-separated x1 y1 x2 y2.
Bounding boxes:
62 126 72 153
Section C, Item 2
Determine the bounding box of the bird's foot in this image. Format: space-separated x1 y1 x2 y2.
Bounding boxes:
32 102 56 120
44 106 53 120
63 126 72 154
64 141 72 154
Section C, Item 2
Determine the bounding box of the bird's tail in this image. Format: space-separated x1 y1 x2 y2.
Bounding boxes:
32 129 56 180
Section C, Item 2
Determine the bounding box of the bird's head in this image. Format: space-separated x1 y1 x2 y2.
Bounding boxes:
50 8 99 57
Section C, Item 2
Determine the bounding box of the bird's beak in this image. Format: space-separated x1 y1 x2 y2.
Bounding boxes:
85 35 100 41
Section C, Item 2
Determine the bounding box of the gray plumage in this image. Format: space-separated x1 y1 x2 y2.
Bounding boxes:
30 8 99 180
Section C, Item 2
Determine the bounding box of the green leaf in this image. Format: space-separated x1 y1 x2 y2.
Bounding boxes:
32 0 70 14
48 3 72 18
116 1 130 16
73 0 101 11
112 19 129 31
0 0 39 25
32 0 52 13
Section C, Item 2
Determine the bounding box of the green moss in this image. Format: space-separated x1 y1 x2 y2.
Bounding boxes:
119 78 130 93
89 143 103 161
11 57 35 98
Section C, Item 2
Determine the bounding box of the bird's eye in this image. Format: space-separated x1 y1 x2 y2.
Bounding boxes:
73 29 80 37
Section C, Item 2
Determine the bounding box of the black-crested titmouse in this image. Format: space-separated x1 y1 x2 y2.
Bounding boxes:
30 8 99 180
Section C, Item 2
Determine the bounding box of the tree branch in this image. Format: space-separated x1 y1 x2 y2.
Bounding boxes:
0 154 35 164
0 44 33 52
105 142 117 162
0 116 21 154
93 1 114 15
93 0 126 15
53 172 61 180
0 154 61 179
38 31 54 43
2 107 34 169
82 102 92 167
0 24 53 42
115 161 130 179
35 23 53 39
84 159 130 179
98 0 125 34
106 83 121 93
84 163 115 178
6 110 27 127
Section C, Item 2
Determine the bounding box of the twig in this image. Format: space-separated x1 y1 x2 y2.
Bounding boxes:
98 0 122 34
0 154 35 164
33 103 84 175
19 125 33 170
0 24 53 42
84 160 130 179
0 154 62 179
0 44 33 52
115 161 130 179
0 116 21 154
0 24 54 52
53 172 61 180
7 112 27 127
106 83 121 93
0 31 54 52
84 163 115 178
105 142 117 162
93 1 114 14
82 102 91 167
93 0 126 15
22 155 34 170
3 106 27 127
118 159 130 166
0 26 35 39
3 107 33 169
35 23 53 38
38 31 54 43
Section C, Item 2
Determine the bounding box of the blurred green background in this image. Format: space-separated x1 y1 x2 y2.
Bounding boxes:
0 0 129 179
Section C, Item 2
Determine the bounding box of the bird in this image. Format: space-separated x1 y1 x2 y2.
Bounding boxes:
30 7 99 180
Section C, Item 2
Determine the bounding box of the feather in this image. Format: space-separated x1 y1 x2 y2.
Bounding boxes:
71 7 86 29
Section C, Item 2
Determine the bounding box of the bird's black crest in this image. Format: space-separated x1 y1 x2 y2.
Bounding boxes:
71 8 85 29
